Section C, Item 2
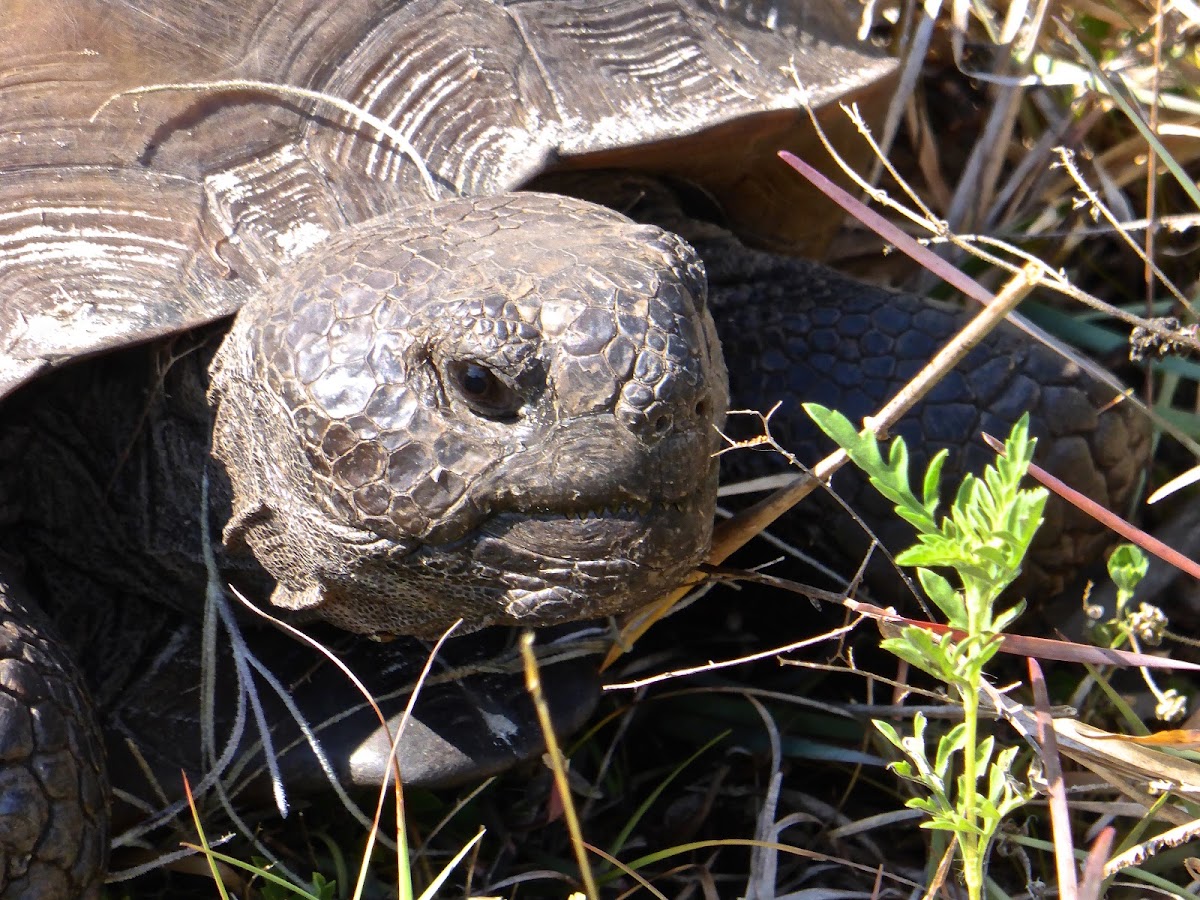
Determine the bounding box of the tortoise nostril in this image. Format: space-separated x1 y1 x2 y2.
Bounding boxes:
694 398 711 420
653 414 671 434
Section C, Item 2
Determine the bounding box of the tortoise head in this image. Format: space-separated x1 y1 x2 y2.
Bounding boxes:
209 192 727 638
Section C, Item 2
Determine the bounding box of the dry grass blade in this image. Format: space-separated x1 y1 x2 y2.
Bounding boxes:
521 631 599 899
604 619 862 691
228 587 463 900
582 842 669 900
922 840 956 900
1079 827 1115 900
1147 465 1200 504
743 694 784 899
696 567 1200 671
1029 657 1079 899
982 432 1200 580
988 684 1200 828
412 828 486 900
779 151 988 297
1052 146 1194 315
619 839 924 893
1104 817 1200 876
1057 25 1200 219
181 773 237 900
795 95 1200 471
871 612 1200 671
1090 730 1200 748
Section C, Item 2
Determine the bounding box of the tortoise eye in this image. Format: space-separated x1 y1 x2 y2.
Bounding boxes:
447 361 523 419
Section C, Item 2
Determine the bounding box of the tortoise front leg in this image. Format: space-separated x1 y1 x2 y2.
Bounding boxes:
0 565 108 899
696 228 1149 598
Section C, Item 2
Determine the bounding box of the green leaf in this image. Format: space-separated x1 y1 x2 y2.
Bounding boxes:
922 820 967 833
993 744 1020 773
1108 544 1149 597
894 506 938 533
916 568 967 626
804 403 947 534
804 404 863 453
922 449 948 515
880 636 948 681
894 543 958 570
976 796 1002 823
911 711 929 744
874 719 903 749
311 874 336 900
992 600 1025 633
908 797 941 816
974 735 996 773
935 723 968 774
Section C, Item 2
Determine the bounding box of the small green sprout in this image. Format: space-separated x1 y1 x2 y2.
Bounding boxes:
806 406 1046 900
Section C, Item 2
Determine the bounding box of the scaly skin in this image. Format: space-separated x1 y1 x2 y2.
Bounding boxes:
694 222 1149 598
209 193 730 637
0 192 1151 897
0 3 1148 897
545 174 1151 599
0 567 106 900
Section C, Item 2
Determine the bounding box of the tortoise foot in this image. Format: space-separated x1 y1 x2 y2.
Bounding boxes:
0 567 108 900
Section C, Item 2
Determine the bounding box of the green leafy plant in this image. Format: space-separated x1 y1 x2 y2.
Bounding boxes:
257 865 337 900
1088 544 1186 722
1093 543 1159 650
806 406 1046 899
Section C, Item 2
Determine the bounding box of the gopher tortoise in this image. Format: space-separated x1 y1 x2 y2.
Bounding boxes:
0 0 1147 896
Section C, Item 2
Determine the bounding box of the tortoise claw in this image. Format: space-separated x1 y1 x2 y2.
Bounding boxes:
283 638 601 790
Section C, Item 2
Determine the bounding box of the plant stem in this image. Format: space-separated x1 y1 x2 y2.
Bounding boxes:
960 669 983 898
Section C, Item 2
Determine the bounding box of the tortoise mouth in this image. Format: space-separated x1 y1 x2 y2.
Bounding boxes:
477 495 704 563
340 486 716 638
466 488 715 621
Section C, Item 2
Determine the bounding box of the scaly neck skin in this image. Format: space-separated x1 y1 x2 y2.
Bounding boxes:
0 330 266 704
